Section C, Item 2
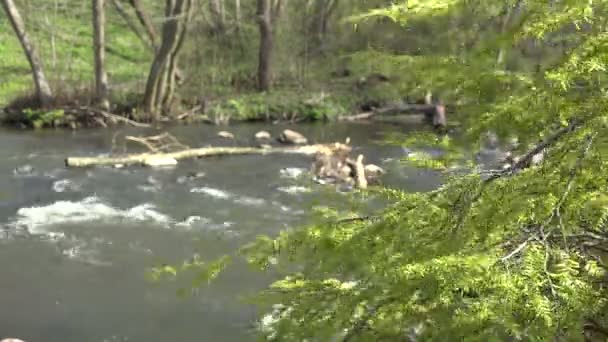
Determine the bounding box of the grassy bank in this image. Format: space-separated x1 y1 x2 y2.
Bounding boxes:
0 1 152 106
0 1 420 129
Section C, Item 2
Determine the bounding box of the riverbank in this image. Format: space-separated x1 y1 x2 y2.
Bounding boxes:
0 86 449 130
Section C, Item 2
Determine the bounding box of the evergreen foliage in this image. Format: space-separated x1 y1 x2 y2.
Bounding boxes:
151 0 608 340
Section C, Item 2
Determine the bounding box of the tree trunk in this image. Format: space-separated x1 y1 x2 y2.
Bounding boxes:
256 0 272 91
143 0 192 120
161 0 191 112
93 0 110 110
1 0 53 107
310 0 337 51
110 0 153 51
208 0 225 35
129 0 158 51
234 0 241 27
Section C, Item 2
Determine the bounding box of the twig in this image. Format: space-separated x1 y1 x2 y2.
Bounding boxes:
484 119 582 184
336 216 374 224
499 133 595 263
125 132 190 153
63 106 151 128
451 120 582 234
125 135 159 152
97 110 151 128
177 105 202 120
93 116 108 128
500 235 537 262
540 229 557 297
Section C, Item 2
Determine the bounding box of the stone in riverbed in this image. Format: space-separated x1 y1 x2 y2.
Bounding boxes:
2 339 26 342
13 165 34 176
217 131 235 139
278 129 307 145
364 164 385 178
255 131 272 140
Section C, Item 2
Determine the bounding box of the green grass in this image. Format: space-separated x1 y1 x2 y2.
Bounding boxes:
0 0 409 122
0 0 154 106
206 89 354 122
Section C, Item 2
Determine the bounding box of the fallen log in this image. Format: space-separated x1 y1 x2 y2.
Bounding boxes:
63 106 151 128
338 103 438 121
65 144 348 168
337 111 375 122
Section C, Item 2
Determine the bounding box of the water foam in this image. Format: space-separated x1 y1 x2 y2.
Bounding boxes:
190 187 231 199
52 179 82 193
190 187 266 206
279 167 307 179
9 196 172 234
277 186 311 195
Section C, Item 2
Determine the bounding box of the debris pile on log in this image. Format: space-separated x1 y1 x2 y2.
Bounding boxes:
310 140 384 189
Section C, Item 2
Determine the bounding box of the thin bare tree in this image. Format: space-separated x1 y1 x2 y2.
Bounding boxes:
234 0 241 29
93 0 110 110
208 0 225 35
129 0 159 51
311 0 338 51
143 0 193 120
110 0 153 51
256 0 272 91
2 0 53 107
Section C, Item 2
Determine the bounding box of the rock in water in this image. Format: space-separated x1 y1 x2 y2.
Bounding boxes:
255 131 272 140
279 167 306 179
176 172 206 184
143 157 178 167
13 165 34 176
2 339 26 342
217 131 235 139
278 129 308 145
364 164 385 179
531 151 545 166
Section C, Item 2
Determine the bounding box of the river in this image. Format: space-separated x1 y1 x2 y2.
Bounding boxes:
0 122 447 342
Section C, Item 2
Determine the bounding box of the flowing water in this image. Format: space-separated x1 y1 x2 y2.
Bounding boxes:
0 122 448 342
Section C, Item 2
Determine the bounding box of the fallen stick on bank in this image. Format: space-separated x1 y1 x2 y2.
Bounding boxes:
65 144 349 168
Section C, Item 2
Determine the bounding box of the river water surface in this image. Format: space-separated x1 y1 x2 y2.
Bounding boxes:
0 122 444 342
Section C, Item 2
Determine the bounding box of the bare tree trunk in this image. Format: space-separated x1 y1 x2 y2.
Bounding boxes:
208 0 224 34
161 0 192 112
311 0 337 50
2 0 53 107
143 0 192 120
125 0 184 83
257 0 272 91
272 0 284 19
129 0 158 51
93 0 110 110
234 0 241 27
111 0 153 50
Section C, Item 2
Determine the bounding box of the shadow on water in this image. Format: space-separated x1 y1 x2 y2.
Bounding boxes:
0 122 444 342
